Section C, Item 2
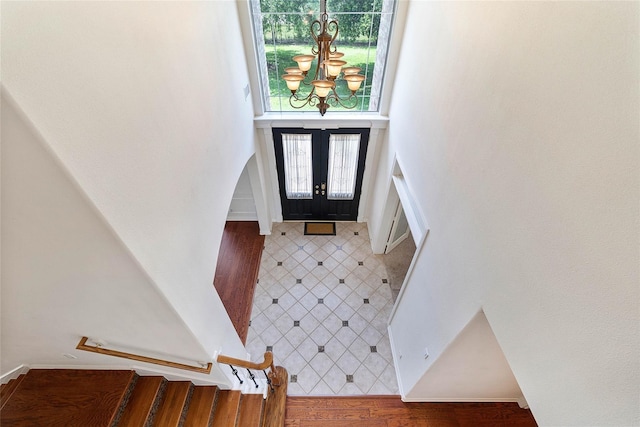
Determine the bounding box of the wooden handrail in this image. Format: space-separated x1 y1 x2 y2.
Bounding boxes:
76 336 212 374
216 351 274 372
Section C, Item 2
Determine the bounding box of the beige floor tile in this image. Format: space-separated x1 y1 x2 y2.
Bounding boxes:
250 222 398 396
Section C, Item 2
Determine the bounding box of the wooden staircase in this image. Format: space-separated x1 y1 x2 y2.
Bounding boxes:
0 367 287 427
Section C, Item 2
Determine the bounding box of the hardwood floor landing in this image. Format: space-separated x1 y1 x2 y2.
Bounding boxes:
0 369 134 426
284 396 538 427
213 221 265 344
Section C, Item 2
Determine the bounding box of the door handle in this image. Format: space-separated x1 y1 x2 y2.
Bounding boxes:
321 183 326 190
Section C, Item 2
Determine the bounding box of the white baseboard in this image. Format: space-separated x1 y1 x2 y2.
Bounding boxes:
260 227 271 236
28 363 132 371
227 213 259 221
517 395 530 409
1 364 30 384
400 396 522 403
132 365 229 388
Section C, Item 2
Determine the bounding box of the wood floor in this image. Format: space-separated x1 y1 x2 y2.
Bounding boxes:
284 396 538 427
213 221 265 344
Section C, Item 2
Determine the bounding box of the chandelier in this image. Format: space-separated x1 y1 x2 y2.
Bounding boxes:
281 0 366 116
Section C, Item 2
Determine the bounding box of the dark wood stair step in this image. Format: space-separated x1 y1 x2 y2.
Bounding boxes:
262 366 288 427
118 376 165 426
236 393 265 427
0 374 26 410
152 381 193 427
211 390 241 427
0 369 134 426
183 386 218 427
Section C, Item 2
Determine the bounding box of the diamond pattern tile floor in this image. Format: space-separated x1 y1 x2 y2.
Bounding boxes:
247 222 399 396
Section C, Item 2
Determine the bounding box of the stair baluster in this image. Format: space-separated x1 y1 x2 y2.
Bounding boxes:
247 369 259 389
263 369 274 393
216 351 288 426
229 365 244 385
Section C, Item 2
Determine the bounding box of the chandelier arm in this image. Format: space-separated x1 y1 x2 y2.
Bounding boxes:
291 89 316 102
310 19 322 54
289 93 321 109
299 79 314 88
327 20 339 48
325 90 359 109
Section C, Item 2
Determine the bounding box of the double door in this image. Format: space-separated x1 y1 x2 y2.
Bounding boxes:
273 128 369 221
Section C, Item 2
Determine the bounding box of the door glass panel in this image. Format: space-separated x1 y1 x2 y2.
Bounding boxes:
392 207 409 242
327 134 361 200
282 133 313 199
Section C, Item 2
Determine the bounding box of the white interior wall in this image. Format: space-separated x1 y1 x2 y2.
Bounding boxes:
1 1 255 362
246 152 272 235
367 131 395 254
227 166 258 221
406 310 523 402
379 1 639 426
1 93 227 385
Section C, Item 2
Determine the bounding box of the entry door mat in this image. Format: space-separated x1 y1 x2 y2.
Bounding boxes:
304 222 336 236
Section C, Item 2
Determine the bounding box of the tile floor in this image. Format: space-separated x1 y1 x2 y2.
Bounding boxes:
246 222 399 395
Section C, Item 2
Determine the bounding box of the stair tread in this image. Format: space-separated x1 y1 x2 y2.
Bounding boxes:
118 376 165 426
0 369 134 426
183 386 218 427
237 394 265 427
0 374 26 410
211 390 242 427
152 381 192 427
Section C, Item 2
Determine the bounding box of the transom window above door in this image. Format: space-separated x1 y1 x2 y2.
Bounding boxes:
250 0 397 114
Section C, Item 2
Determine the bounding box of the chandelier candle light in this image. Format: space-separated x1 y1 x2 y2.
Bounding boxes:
282 0 366 115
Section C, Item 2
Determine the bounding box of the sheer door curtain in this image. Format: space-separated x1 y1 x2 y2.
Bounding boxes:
282 133 313 199
327 134 360 200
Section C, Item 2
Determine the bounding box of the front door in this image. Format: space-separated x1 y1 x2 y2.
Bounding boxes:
273 128 369 221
